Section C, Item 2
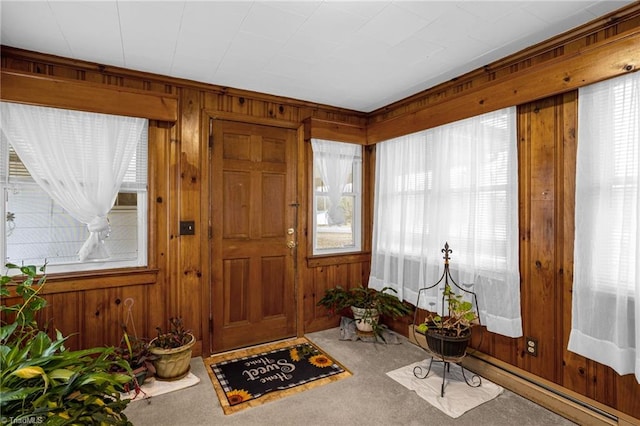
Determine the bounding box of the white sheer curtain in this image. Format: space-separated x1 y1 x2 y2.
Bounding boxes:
369 107 522 337
311 139 359 225
569 72 640 382
0 102 147 261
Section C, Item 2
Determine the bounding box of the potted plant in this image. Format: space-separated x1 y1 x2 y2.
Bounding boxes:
317 285 412 339
149 317 195 381
416 283 478 358
110 327 157 396
1 263 133 424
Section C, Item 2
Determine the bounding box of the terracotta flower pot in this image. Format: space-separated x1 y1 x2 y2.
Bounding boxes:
149 334 196 381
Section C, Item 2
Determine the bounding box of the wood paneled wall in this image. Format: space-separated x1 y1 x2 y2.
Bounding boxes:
1 2 639 420
0 47 368 357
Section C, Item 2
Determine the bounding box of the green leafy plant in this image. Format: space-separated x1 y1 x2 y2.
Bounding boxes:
317 285 412 340
424 283 478 337
109 326 157 396
151 317 193 349
317 285 410 317
115 328 156 373
0 263 133 425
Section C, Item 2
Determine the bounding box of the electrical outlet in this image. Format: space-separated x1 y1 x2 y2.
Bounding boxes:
525 336 538 357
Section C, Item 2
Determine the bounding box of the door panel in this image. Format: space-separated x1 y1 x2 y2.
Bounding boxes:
211 120 296 352
223 171 250 238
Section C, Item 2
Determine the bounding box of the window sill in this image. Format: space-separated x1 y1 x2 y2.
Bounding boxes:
12 267 160 295
307 252 371 268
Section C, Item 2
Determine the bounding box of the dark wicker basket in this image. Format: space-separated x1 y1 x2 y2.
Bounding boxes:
426 330 471 358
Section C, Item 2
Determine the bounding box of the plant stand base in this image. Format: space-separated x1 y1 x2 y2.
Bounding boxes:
413 357 482 397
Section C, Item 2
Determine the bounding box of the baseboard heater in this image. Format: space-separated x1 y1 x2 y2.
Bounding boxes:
407 326 638 425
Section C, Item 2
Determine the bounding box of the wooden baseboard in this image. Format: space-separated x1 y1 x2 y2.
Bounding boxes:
407 325 638 426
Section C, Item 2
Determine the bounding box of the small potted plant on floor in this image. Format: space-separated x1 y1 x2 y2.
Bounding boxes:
417 283 478 358
111 327 157 395
317 285 412 339
149 317 195 381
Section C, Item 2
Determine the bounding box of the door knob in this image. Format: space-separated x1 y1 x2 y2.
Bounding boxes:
287 228 295 235
287 240 297 249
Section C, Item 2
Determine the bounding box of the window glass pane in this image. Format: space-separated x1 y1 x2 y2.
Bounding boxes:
1 109 148 273
369 107 522 337
315 195 356 250
311 139 362 255
5 185 142 266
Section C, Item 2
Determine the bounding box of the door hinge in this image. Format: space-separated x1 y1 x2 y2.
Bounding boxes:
208 225 212 239
209 317 213 333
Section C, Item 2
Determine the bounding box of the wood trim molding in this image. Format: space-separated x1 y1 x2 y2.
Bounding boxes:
461 352 638 425
4 268 159 296
206 109 300 129
306 252 371 268
1 45 365 115
367 27 640 143
0 70 178 121
303 117 368 144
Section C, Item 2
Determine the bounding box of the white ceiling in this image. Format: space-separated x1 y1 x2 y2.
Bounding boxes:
0 1 635 112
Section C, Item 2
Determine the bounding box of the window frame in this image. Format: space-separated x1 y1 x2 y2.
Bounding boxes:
1 113 149 275
310 139 363 256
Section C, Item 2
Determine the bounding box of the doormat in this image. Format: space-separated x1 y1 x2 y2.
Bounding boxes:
387 360 503 418
204 337 351 414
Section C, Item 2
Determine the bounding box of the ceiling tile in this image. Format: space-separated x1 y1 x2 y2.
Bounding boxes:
456 1 527 23
0 1 71 58
296 2 369 45
330 1 390 20
240 2 307 43
279 34 339 65
585 1 635 17
48 1 123 66
118 1 185 73
393 1 461 24
470 11 546 50
357 3 430 46
267 1 322 17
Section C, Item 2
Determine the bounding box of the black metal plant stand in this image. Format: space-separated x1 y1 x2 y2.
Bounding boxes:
412 243 483 397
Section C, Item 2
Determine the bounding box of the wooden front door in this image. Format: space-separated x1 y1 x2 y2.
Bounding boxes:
211 120 297 352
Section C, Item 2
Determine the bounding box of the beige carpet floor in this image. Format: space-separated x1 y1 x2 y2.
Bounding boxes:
124 327 576 426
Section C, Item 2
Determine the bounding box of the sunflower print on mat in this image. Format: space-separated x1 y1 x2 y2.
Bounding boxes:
227 389 252 405
289 347 301 361
308 354 332 368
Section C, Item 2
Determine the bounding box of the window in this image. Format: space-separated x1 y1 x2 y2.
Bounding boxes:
311 139 362 255
1 103 148 274
569 72 639 381
369 107 522 338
